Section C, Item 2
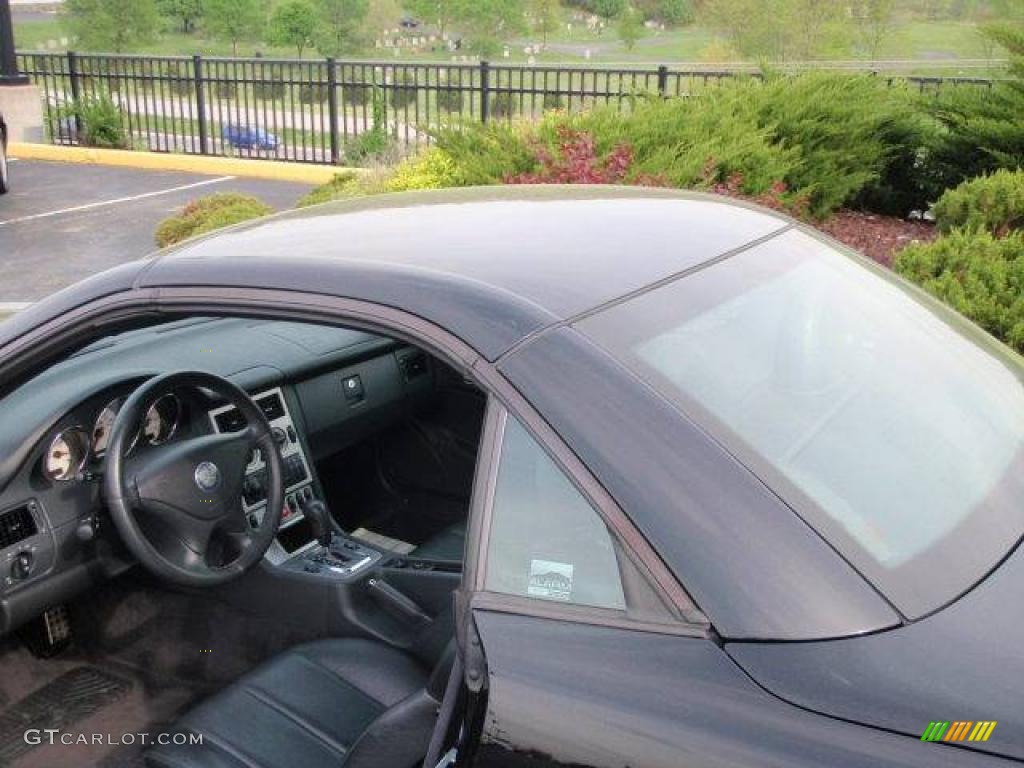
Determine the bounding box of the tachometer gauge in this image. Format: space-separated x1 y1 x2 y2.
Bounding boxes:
91 397 125 458
142 394 181 446
43 427 90 482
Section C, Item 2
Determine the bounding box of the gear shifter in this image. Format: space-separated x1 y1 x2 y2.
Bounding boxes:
301 498 333 548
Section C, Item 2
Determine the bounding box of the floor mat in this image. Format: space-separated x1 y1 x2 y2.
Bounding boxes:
0 667 130 764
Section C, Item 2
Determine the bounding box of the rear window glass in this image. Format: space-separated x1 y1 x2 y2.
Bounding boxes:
580 229 1024 618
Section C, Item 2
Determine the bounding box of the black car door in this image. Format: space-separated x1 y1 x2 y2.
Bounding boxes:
450 405 996 768
455 405 721 768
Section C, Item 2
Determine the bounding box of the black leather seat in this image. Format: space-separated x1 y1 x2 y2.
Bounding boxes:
147 617 454 768
412 521 466 561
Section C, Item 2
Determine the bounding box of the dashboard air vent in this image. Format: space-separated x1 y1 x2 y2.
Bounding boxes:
256 393 285 421
0 504 38 550
399 352 428 382
214 408 247 433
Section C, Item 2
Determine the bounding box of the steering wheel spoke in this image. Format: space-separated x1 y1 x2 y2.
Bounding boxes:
175 514 218 561
102 371 284 587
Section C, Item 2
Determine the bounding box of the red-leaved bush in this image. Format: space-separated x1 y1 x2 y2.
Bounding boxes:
505 126 665 187
705 163 810 220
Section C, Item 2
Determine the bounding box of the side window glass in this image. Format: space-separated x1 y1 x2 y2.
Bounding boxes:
483 417 626 610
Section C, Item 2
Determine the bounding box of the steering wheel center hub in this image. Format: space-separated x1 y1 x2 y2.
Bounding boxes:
194 461 222 492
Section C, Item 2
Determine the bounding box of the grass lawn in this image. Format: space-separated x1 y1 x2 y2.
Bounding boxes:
13 14 1007 76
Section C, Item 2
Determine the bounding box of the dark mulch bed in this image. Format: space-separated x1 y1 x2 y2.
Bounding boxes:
818 210 938 267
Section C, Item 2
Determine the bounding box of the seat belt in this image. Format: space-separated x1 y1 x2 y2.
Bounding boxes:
422 653 464 768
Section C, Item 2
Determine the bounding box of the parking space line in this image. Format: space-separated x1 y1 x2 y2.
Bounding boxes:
0 176 234 227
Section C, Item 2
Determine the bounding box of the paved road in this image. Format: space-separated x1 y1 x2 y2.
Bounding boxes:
0 159 313 302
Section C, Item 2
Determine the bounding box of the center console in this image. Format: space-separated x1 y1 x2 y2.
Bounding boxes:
209 387 380 579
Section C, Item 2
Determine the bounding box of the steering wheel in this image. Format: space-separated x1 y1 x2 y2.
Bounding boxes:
103 371 284 587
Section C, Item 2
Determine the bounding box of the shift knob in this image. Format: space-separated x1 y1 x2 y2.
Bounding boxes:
302 499 333 548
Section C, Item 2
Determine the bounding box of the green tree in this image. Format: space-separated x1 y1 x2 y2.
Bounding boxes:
700 0 840 61
700 0 787 60
403 0 459 38
63 0 160 52
852 0 897 60
157 0 204 34
635 0 693 25
530 0 560 46
592 0 627 23
618 6 644 50
788 0 845 59
269 0 317 57
458 0 527 53
315 0 370 57
205 0 265 55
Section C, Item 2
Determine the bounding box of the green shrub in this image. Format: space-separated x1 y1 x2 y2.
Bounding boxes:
431 123 536 186
747 73 933 217
253 79 287 101
489 92 518 119
61 96 128 149
385 148 461 192
435 73 934 217
168 78 193 97
933 170 1024 236
296 170 391 207
299 83 329 104
344 128 397 166
155 193 273 248
436 88 464 113
542 92 566 111
296 171 363 207
924 25 1024 189
342 88 399 166
342 81 372 108
895 228 1024 354
389 72 419 110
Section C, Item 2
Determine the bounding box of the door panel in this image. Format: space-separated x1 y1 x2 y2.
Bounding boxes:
465 610 999 768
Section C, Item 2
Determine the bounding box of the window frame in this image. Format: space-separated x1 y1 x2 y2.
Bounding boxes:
465 401 706 635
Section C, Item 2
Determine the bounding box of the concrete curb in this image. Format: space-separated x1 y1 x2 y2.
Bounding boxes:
9 143 356 185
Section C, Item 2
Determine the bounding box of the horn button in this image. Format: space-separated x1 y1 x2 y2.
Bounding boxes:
132 432 251 520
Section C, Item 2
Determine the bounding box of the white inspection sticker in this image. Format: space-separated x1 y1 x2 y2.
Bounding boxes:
528 559 574 601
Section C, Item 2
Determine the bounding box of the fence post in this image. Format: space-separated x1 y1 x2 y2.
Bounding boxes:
480 59 490 124
192 55 209 155
327 57 339 165
657 65 668 98
67 50 82 139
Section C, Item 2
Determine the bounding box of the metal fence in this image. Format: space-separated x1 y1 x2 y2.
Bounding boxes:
14 51 995 166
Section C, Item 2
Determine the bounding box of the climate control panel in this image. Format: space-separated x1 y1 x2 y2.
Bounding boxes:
209 387 314 530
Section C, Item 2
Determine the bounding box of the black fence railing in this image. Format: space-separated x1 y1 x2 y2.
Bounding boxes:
14 51 995 166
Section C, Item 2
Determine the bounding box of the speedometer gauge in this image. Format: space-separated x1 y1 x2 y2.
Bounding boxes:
91 397 125 458
143 394 181 446
43 427 89 482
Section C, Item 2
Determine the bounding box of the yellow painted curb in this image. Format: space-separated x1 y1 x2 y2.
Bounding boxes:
9 143 359 185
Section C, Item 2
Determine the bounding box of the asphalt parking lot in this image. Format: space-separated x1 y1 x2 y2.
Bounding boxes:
0 159 314 302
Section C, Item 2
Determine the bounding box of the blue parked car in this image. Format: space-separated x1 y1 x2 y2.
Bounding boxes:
222 124 279 151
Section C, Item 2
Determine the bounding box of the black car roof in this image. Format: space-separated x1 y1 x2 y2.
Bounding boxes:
139 186 792 360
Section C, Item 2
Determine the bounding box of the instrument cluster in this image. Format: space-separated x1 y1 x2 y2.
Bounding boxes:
41 393 183 483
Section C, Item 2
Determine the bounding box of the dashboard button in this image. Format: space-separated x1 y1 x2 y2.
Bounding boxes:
11 552 33 580
342 375 365 403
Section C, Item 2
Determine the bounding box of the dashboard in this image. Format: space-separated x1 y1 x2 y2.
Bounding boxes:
0 317 435 635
